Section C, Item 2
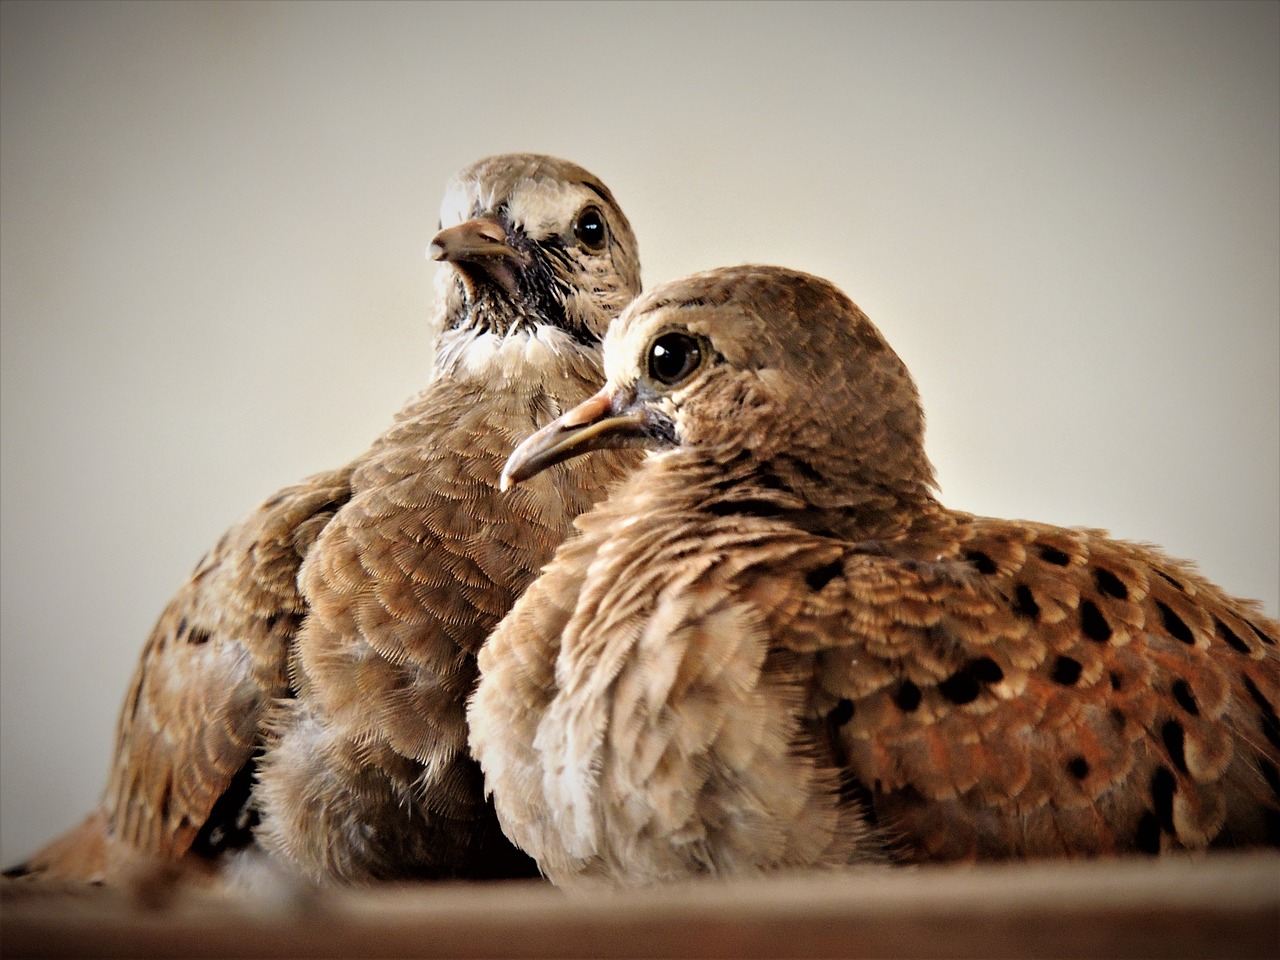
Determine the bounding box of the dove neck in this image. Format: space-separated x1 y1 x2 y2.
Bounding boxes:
661 445 941 543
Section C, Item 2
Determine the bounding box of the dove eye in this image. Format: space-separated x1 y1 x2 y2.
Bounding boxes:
647 332 704 387
573 205 608 251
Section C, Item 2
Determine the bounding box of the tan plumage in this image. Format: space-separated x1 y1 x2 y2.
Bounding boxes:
470 264 1280 887
9 154 641 886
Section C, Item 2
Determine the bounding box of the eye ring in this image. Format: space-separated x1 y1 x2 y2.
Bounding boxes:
573 205 608 251
647 331 705 387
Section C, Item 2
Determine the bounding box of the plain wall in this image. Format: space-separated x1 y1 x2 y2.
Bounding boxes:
2 0 1277 866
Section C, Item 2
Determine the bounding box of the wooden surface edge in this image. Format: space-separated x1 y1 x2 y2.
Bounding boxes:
3 851 1278 958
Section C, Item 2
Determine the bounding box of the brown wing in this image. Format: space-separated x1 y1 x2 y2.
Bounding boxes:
768 513 1280 861
254 381 631 882
102 465 352 862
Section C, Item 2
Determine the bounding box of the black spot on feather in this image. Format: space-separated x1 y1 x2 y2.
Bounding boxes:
964 550 997 575
1093 567 1129 600
805 561 843 592
1039 545 1071 566
1051 656 1083 686
1242 675 1280 753
1249 620 1276 647
1171 679 1199 716
1162 720 1188 774
1157 601 1195 646
1216 618 1252 655
970 657 1004 684
1013 585 1040 620
938 658 1003 705
893 680 922 713
1080 600 1112 643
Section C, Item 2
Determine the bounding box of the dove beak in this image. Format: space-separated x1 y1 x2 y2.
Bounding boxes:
500 386 650 491
429 217 524 299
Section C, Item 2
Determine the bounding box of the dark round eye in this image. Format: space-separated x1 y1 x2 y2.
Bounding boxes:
573 205 607 251
647 332 703 386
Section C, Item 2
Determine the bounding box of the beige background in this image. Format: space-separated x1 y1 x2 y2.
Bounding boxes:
1 1 1276 867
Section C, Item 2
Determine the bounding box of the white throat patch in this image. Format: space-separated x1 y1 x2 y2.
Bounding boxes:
436 323 594 381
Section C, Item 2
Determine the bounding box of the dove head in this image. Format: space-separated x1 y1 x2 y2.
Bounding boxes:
428 154 640 353
502 265 937 510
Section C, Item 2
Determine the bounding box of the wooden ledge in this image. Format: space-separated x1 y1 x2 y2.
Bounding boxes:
3 851 1277 958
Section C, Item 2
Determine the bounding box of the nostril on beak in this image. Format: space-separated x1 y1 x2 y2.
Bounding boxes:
475 221 507 244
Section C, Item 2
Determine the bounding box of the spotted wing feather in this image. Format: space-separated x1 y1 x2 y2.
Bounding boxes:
773 514 1280 861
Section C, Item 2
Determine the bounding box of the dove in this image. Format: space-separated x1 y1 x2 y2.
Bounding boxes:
470 264 1280 888
8 153 642 887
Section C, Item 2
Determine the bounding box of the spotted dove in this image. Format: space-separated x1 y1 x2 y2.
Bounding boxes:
471 264 1280 887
